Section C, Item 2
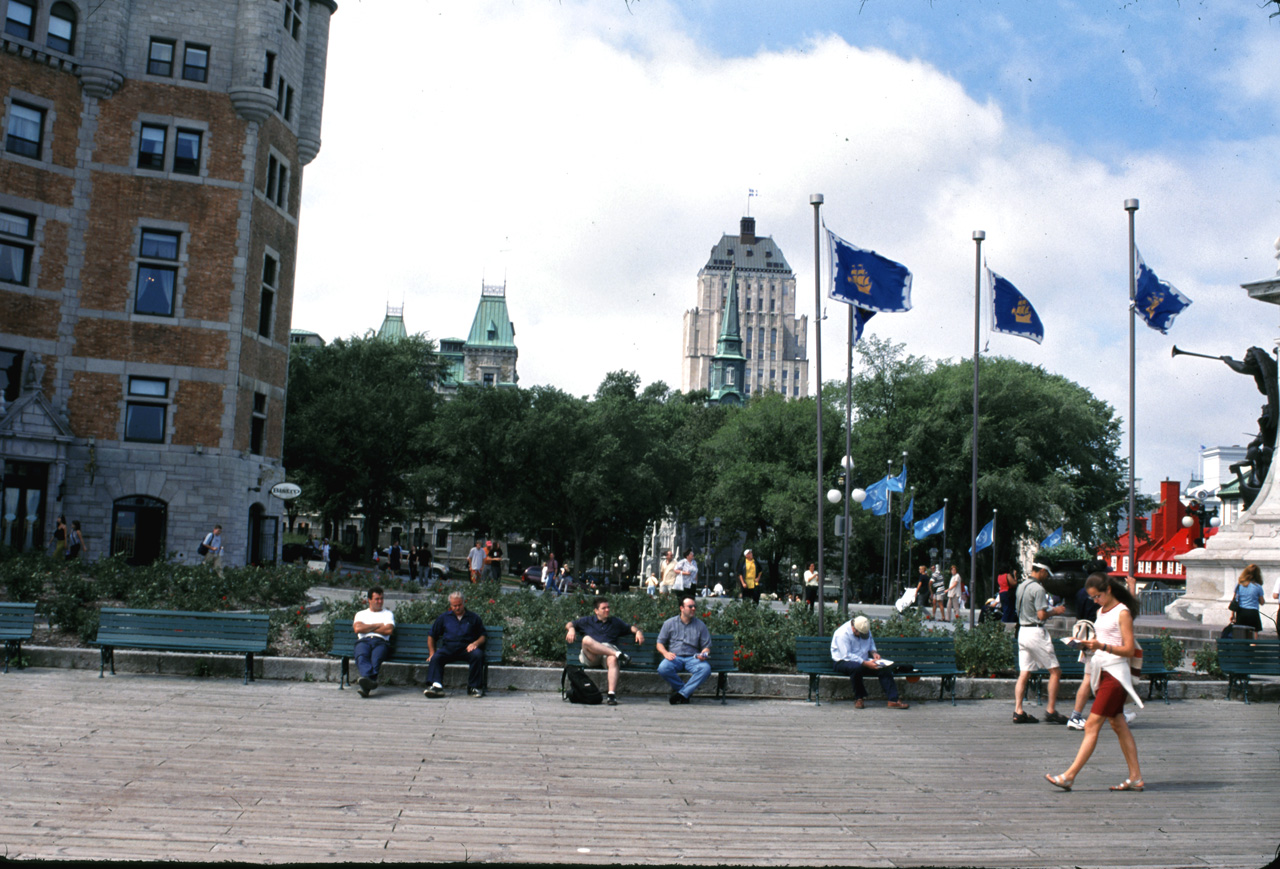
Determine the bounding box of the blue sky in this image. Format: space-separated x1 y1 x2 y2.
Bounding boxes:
297 0 1280 496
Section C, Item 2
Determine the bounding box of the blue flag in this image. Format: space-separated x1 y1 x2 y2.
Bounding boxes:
913 506 945 540
970 519 994 554
853 305 876 343
828 230 912 313
860 476 888 511
1133 248 1191 334
902 496 914 528
887 465 907 493
1041 526 1064 549
988 267 1044 344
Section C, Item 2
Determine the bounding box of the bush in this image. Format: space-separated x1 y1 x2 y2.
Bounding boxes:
1192 644 1223 678
1155 629 1184 670
953 619 1016 677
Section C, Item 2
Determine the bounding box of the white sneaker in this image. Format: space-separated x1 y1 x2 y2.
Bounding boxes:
1123 711 1136 725
1066 713 1086 731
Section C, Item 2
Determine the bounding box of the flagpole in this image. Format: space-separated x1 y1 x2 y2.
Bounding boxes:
883 458 892 597
970 230 984 627
812 194 826 635
1125 199 1139 597
989 509 997 607
841 306 853 619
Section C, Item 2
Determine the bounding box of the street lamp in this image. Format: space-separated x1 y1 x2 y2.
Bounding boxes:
827 488 842 504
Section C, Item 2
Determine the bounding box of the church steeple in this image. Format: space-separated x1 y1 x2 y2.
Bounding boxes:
709 266 745 404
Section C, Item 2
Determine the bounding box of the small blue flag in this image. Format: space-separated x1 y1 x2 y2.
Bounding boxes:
1041 526 1064 549
827 230 912 313
970 519 994 554
860 476 888 512
887 464 907 494
988 267 1044 344
853 306 876 343
913 506 946 540
1133 248 1191 334
902 496 915 528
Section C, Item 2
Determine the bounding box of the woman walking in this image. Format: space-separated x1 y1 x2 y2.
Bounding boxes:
1045 573 1144 792
1228 564 1266 635
65 520 85 560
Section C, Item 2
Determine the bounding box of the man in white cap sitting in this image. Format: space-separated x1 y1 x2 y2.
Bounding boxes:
830 615 909 709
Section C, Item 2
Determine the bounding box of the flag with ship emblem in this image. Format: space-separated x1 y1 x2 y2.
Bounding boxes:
988 267 1044 344
1133 247 1191 334
827 230 913 313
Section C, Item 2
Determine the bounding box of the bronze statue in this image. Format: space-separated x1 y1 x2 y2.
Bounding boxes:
1174 345 1279 509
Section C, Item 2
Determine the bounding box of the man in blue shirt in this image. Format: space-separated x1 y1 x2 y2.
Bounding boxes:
656 597 712 704
566 596 644 706
830 615 908 709
423 592 488 698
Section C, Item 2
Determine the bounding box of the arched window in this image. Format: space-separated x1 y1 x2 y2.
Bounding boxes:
47 2 76 53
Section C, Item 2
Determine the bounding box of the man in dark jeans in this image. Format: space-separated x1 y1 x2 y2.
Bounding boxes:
352 586 394 697
423 592 488 698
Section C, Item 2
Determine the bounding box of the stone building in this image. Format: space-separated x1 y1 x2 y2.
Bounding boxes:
0 0 337 566
682 216 809 399
436 280 519 394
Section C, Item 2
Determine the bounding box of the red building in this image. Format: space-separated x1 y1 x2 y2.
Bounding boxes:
1099 480 1215 583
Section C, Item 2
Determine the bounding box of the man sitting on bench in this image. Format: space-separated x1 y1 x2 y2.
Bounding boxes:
423 592 487 698
352 586 394 698
831 615 909 709
566 596 644 706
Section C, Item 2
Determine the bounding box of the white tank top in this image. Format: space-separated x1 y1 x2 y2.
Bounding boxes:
1094 601 1125 647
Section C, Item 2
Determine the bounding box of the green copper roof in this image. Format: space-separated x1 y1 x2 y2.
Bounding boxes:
465 293 516 349
716 265 744 357
377 307 408 342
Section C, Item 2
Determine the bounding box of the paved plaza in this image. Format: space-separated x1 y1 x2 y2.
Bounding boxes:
1 669 1277 867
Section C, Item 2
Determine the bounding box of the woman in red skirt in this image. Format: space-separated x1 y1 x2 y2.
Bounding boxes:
1045 574 1145 792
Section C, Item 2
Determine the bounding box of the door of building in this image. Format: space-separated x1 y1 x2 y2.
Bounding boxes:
111 496 167 565
1 460 47 552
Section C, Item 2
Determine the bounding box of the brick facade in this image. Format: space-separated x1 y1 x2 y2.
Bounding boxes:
0 0 336 567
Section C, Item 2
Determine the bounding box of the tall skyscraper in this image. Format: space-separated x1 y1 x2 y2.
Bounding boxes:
682 217 809 400
0 0 337 565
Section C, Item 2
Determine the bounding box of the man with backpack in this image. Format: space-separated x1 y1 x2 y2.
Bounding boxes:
565 596 644 706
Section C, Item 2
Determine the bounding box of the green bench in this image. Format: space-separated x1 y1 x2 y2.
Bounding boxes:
563 633 736 704
93 607 270 684
796 635 963 706
1 602 37 673
1028 636 1172 705
328 624 504 692
1217 638 1280 704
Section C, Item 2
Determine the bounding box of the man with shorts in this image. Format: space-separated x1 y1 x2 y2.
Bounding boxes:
565 596 644 706
1013 562 1068 724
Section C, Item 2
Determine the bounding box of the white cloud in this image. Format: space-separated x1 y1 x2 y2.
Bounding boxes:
295 0 1280 490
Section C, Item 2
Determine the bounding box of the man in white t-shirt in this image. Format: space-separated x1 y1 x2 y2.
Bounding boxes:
352 586 395 698
467 541 486 583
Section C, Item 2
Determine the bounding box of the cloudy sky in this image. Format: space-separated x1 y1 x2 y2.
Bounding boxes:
295 0 1280 493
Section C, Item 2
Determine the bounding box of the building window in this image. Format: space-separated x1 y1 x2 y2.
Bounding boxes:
482 372 495 387
5 102 43 159
283 85 294 121
4 0 33 40
138 124 166 170
47 2 76 52
125 377 169 443
135 230 180 316
0 348 24 404
769 298 775 312
744 297 750 311
770 328 777 345
0 210 34 286
147 38 175 76
173 129 201 174
284 0 303 39
263 51 275 89
250 392 267 454
182 44 209 82
265 153 289 211
258 254 277 338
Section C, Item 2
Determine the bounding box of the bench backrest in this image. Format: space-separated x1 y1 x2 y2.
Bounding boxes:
1217 638 1280 673
97 607 270 646
795 636 834 672
0 602 37 638
331 623 504 664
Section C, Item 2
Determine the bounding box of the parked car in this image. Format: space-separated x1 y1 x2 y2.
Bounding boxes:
520 565 543 588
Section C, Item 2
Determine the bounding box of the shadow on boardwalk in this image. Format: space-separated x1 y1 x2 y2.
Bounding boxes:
1 669 1277 868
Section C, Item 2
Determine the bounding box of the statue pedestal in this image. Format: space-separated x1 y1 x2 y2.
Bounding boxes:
1171 273 1280 626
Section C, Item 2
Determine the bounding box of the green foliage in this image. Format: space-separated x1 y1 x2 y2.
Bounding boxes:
952 620 1017 676
1192 644 1223 678
1156 628 1184 670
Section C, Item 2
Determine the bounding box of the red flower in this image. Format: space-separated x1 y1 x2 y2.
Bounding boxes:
488 599 496 604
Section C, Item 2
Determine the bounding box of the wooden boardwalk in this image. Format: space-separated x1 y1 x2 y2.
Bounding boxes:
0 670 1276 867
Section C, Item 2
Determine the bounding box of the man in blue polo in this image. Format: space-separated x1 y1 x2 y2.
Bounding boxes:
656 597 712 704
423 591 487 698
566 596 644 706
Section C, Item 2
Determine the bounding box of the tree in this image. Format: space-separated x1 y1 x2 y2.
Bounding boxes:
283 334 442 557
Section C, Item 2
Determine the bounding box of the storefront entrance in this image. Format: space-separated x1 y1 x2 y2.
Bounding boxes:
1 460 47 552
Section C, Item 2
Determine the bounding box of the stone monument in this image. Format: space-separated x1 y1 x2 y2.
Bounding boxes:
1172 237 1280 627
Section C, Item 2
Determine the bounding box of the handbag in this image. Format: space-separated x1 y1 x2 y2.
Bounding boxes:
1227 590 1240 613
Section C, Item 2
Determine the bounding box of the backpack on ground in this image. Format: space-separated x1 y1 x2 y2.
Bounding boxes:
563 666 603 704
